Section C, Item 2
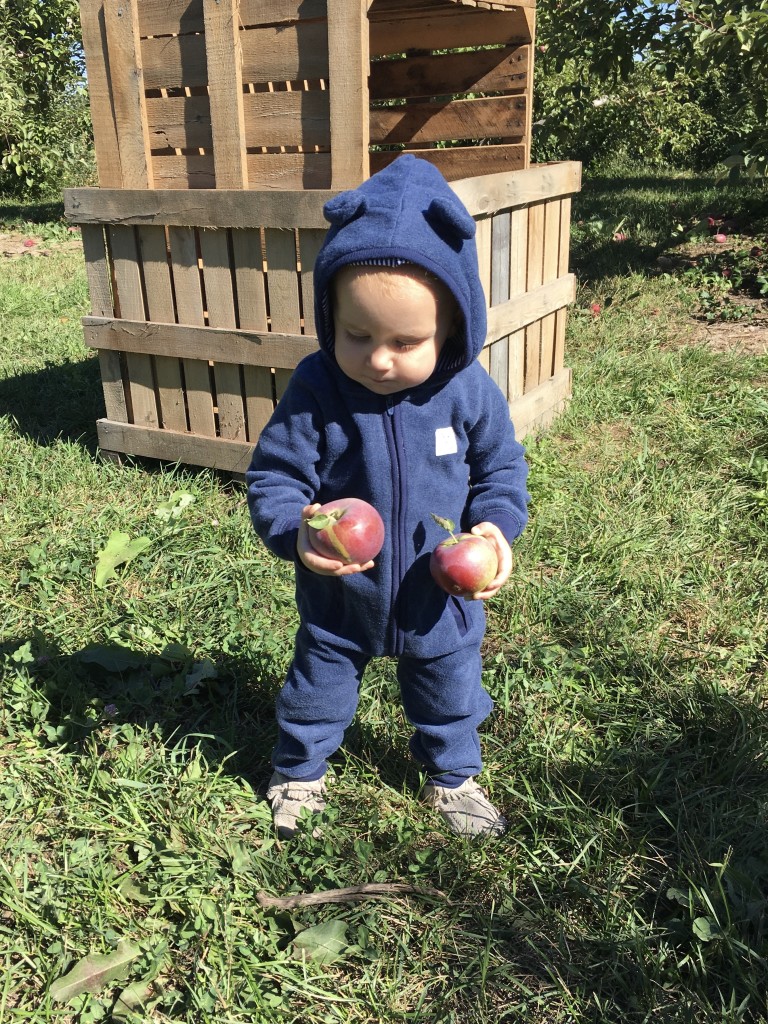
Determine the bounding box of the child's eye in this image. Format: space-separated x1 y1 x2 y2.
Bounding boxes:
346 330 370 341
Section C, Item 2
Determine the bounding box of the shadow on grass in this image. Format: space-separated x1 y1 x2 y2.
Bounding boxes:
0 356 104 450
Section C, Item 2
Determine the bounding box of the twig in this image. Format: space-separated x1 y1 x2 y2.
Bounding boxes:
256 882 444 910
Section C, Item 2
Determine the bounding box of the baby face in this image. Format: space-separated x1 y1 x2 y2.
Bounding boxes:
332 265 456 395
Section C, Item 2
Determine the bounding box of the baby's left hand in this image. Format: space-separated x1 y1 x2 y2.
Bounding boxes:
469 522 512 600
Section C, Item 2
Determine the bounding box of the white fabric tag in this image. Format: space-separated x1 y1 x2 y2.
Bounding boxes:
435 426 458 456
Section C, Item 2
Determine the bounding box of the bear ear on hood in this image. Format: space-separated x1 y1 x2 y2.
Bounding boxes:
426 195 476 242
323 191 368 227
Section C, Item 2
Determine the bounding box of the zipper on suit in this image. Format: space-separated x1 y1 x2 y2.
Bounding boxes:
384 397 407 654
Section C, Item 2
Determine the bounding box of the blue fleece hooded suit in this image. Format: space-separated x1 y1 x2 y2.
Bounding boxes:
247 155 530 787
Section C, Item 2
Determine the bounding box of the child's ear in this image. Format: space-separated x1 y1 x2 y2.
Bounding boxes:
323 191 368 227
426 196 476 243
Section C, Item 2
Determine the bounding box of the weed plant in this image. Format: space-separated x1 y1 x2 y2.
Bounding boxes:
1 172 768 1022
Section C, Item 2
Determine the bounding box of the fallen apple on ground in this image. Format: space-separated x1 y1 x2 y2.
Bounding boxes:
429 514 498 598
306 498 385 564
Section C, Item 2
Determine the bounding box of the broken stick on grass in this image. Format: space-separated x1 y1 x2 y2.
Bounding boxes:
256 882 443 910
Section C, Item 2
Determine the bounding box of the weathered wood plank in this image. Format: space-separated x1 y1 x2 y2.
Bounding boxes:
371 144 526 182
509 368 571 440
485 274 576 344
138 225 187 431
298 228 326 337
523 199 544 391
65 187 331 229
137 0 328 39
97 419 254 474
554 196 572 374
199 228 246 440
81 224 114 317
83 317 318 369
204 0 249 189
108 225 159 428
450 161 582 217
141 21 330 91
539 196 562 382
264 229 302 334
167 226 217 436
369 6 531 57
489 211 510 397
231 228 274 442
103 0 154 188
79 0 122 187
507 204 527 400
370 95 526 147
369 45 528 101
474 214 491 374
145 90 331 152
327 0 369 187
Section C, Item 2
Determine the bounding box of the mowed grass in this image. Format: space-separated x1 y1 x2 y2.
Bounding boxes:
1 170 768 1023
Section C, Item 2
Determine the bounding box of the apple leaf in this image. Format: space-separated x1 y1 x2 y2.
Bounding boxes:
95 531 151 588
693 916 723 942
306 509 344 529
431 513 455 534
291 919 349 965
49 940 142 1003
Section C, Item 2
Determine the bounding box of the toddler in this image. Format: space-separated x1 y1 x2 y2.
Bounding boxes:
247 154 530 838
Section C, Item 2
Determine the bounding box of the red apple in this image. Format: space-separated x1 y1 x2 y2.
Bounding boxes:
429 514 498 598
306 497 384 564
714 233 728 244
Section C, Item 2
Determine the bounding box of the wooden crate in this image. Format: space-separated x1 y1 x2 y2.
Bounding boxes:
65 160 580 472
67 0 580 472
79 0 537 191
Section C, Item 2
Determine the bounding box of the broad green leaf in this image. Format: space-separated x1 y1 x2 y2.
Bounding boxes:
49 940 142 1003
291 919 349 965
693 916 722 942
95 532 151 588
155 490 195 521
78 645 146 672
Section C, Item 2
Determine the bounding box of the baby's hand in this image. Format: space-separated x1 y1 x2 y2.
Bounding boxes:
468 522 512 600
297 504 375 576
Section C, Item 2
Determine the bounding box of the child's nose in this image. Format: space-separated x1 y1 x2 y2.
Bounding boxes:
367 344 392 371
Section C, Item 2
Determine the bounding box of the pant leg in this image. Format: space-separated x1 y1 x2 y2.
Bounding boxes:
272 625 371 780
397 644 493 788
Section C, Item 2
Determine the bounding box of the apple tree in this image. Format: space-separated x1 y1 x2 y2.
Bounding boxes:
0 0 92 194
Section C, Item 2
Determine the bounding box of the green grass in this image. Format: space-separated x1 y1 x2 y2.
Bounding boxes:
1 167 768 1023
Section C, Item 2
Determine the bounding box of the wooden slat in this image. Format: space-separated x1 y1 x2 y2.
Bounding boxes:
97 350 129 423
79 0 122 187
264 229 302 334
141 21 330 91
474 215 491 374
97 419 254 474
369 46 528 101
83 317 318 369
65 187 331 229
451 161 582 217
167 226 217 436
138 225 187 431
371 144 526 182
485 274 576 344
231 229 274 442
298 228 326 337
489 211 510 397
510 368 571 440
539 198 562 382
81 225 113 317
147 151 334 190
103 0 154 189
199 228 246 440
204 0 249 189
137 0 328 39
145 90 331 152
522 8 535 168
327 0 369 187
370 95 526 146
369 7 531 57
507 205 527 400
523 200 544 391
109 225 159 428
554 196 572 374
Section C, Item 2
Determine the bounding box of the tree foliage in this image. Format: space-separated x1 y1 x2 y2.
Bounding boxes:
535 0 768 174
0 0 93 194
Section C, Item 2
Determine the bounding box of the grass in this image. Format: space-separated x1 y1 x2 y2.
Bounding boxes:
1 166 768 1022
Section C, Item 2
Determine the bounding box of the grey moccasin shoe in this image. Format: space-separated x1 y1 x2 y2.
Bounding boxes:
266 771 327 838
424 777 506 837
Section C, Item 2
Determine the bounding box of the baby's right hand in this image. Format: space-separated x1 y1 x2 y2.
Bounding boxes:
297 504 375 576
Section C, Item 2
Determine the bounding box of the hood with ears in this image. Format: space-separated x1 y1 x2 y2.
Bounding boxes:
313 154 487 375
